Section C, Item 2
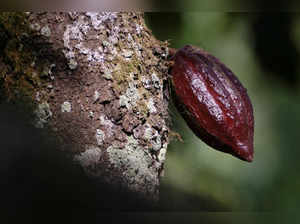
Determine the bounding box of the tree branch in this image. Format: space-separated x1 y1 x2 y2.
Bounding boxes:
0 12 170 202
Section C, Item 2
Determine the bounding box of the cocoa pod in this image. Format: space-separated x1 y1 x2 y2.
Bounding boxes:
170 45 254 162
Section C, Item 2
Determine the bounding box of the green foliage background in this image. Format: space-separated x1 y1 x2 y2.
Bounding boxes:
146 13 300 213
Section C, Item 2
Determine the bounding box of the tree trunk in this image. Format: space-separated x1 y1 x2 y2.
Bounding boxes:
0 12 170 203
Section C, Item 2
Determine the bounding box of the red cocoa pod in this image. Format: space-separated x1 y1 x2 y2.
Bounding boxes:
171 45 254 162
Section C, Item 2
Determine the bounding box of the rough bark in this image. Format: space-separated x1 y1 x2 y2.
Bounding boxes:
0 12 170 202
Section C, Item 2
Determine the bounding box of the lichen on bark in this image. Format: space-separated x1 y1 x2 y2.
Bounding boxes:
0 12 170 201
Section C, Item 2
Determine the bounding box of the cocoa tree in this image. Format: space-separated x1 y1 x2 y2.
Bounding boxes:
0 12 171 207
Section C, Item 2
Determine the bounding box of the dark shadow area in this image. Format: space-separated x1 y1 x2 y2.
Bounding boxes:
159 184 230 211
251 13 299 87
0 103 157 223
145 12 183 48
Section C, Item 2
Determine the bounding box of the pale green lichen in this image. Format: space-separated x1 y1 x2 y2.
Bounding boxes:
68 58 78 70
89 111 94 118
103 71 113 80
143 124 161 151
40 65 52 78
151 72 161 89
120 82 140 109
143 124 153 140
63 12 118 68
40 25 51 37
99 115 114 138
151 133 162 151
119 95 128 108
122 49 133 58
106 136 158 193
141 76 152 90
34 101 52 128
61 101 72 113
29 23 41 31
73 145 102 175
93 90 100 102
158 144 167 163
85 12 117 30
99 115 113 127
95 129 105 145
147 98 157 113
